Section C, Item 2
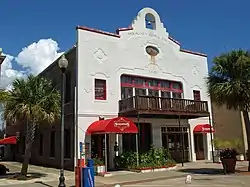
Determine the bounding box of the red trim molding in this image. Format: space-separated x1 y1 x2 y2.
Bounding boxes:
76 26 120 38
180 49 207 57
76 25 207 57
168 36 181 45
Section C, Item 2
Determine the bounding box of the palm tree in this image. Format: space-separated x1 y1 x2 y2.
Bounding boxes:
3 75 60 176
0 89 10 102
207 49 250 171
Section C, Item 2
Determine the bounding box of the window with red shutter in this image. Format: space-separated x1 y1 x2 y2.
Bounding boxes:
95 79 106 100
193 90 201 101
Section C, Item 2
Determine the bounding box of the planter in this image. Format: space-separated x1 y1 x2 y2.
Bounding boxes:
95 165 106 174
221 158 237 174
236 154 244 161
128 165 176 173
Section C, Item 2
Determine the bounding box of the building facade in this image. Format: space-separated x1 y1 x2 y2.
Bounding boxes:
6 8 214 170
76 7 213 170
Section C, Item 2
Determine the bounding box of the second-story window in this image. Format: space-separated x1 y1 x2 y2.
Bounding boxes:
95 79 106 100
193 90 201 101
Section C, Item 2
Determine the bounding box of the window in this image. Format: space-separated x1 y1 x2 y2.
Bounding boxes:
145 13 156 30
39 133 43 156
65 72 71 103
50 131 55 157
121 87 133 99
148 89 159 97
172 92 182 99
95 79 106 100
193 90 201 101
64 129 71 158
135 88 146 96
172 82 182 90
161 91 171 98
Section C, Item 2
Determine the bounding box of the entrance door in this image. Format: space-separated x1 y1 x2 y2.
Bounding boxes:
194 134 205 160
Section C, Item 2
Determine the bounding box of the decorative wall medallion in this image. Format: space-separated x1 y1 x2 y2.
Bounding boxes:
93 48 107 63
192 66 199 76
83 88 92 93
145 45 159 64
144 45 161 73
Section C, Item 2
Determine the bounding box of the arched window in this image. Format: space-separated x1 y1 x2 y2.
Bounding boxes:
145 13 156 30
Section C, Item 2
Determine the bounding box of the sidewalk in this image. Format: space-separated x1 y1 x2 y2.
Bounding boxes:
0 160 248 187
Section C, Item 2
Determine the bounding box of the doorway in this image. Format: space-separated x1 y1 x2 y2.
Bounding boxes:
194 134 205 160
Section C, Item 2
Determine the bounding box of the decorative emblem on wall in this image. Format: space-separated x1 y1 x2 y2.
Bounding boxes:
114 117 130 131
192 66 199 76
145 45 159 64
144 45 161 73
93 48 107 63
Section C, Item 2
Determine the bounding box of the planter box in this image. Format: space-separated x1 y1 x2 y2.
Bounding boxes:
95 165 106 174
129 165 176 173
236 154 244 161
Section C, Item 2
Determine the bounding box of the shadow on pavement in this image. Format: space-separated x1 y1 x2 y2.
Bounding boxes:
35 181 75 187
178 168 226 175
4 172 47 180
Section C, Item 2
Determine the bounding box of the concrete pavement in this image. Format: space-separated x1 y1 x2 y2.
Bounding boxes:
0 160 248 187
124 174 250 186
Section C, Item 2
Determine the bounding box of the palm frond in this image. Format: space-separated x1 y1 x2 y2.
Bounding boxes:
207 49 250 110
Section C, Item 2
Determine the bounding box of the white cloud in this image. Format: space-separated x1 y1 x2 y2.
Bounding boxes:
0 38 63 89
16 39 63 75
1 54 25 89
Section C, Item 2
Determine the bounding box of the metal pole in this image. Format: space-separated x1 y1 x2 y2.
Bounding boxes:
209 113 215 163
178 115 184 167
104 134 108 172
137 113 140 163
58 71 66 187
136 133 139 167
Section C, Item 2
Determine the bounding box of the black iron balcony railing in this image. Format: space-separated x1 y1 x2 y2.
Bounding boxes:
119 96 209 116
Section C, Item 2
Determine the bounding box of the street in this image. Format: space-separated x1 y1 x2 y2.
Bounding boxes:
124 174 250 187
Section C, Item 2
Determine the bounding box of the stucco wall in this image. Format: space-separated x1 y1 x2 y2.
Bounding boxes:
76 8 212 161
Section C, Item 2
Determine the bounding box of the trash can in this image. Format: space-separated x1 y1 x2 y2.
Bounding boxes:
82 167 95 187
87 158 94 167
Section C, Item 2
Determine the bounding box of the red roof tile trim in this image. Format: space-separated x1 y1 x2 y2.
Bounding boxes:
180 49 207 57
76 26 120 38
168 36 181 45
76 25 207 57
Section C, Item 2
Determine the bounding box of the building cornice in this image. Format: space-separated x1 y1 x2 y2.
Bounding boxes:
76 26 207 57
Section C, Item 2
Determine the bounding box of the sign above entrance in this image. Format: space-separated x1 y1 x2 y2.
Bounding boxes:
86 117 138 134
193 124 214 133
114 117 130 131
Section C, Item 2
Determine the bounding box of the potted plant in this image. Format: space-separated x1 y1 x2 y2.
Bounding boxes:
220 148 238 174
92 158 105 174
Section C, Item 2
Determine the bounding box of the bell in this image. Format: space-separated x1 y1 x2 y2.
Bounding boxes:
147 21 152 26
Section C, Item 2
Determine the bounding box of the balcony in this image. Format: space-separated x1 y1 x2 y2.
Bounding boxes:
119 96 209 119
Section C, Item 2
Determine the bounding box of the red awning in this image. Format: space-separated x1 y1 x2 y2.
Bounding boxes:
0 136 17 145
193 124 214 133
87 117 138 134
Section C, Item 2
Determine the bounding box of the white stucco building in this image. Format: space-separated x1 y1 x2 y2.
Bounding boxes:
5 7 214 171
76 7 214 170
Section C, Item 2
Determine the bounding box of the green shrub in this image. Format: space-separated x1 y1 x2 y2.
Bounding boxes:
118 147 176 169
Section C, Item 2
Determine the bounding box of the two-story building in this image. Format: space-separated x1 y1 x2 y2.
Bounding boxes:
6 8 214 171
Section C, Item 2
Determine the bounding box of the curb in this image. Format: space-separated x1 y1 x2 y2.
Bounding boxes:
97 174 187 187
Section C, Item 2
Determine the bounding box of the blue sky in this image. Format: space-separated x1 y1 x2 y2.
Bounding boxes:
1 0 250 87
